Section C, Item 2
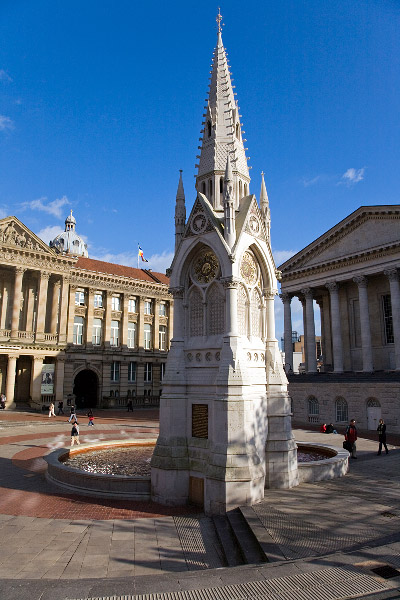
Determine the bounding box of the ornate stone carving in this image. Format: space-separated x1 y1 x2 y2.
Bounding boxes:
384 268 399 282
264 289 277 300
325 281 339 293
353 275 368 287
0 221 42 251
207 285 225 335
240 251 258 285
301 287 314 299
192 249 219 284
169 286 184 299
279 292 292 304
221 276 240 289
189 288 203 337
93 308 104 318
111 310 122 320
190 213 207 234
74 307 86 317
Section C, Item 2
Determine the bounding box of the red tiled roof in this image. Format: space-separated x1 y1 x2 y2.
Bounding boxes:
73 257 169 285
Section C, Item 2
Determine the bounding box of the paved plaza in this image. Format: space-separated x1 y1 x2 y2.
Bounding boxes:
1 409 400 599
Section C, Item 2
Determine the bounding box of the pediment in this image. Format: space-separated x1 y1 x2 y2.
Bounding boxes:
183 194 223 240
280 206 400 272
236 195 269 245
0 216 56 255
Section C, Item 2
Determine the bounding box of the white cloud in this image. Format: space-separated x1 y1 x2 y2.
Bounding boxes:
0 115 14 131
273 249 298 266
340 167 365 185
36 225 63 244
302 175 323 187
0 207 8 219
90 250 174 274
0 70 12 82
21 196 70 219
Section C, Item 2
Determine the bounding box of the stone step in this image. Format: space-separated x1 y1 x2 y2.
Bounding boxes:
226 508 268 565
239 505 287 562
212 514 245 567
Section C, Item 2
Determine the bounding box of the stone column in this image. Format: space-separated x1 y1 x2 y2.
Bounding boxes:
11 267 25 339
50 280 61 334
264 290 276 341
222 278 239 336
325 282 344 373
153 299 160 350
58 276 69 344
0 279 10 329
384 269 400 371
167 300 173 349
66 285 76 344
353 275 373 372
55 358 65 402
280 292 293 371
301 288 317 373
137 297 145 349
31 356 44 405
5 354 18 409
104 291 112 347
299 296 307 369
25 281 36 332
170 288 184 340
35 271 50 342
86 288 95 346
316 298 324 363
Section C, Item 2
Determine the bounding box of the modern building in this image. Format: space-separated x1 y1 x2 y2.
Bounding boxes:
279 205 400 432
0 213 172 410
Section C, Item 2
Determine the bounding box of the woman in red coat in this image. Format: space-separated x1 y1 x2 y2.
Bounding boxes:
345 419 358 458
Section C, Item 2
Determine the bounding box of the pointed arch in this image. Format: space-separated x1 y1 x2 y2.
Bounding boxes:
250 287 262 338
237 283 249 337
188 286 204 337
206 282 225 335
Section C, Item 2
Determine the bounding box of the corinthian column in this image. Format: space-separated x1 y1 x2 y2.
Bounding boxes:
325 282 344 373
280 292 293 371
384 269 400 371
353 275 373 372
264 289 277 341
301 288 317 373
35 271 50 342
50 280 61 334
11 267 25 339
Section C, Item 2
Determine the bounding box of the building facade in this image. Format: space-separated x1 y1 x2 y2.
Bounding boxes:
279 205 400 432
0 215 172 410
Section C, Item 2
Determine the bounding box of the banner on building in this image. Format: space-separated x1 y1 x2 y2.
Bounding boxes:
41 364 55 395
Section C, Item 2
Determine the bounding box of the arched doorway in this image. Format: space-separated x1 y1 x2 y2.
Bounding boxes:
73 369 98 409
367 398 381 430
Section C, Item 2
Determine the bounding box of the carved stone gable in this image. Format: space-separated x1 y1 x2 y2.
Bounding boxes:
0 218 54 254
243 203 268 243
184 199 214 239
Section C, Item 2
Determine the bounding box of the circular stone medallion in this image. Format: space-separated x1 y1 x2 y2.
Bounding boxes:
240 251 258 285
192 249 219 284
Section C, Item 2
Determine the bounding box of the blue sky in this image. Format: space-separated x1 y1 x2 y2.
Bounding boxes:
1 0 399 341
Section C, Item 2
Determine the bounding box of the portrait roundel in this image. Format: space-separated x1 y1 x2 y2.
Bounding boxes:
240 251 258 285
192 248 219 284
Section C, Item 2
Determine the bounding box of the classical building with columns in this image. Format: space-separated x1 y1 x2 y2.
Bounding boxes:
0 214 171 410
279 205 400 432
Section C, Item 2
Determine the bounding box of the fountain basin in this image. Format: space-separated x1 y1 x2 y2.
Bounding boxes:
296 442 349 484
44 439 156 500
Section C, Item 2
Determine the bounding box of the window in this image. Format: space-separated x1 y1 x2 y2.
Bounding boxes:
207 120 211 137
159 302 166 316
144 362 152 382
110 320 119 346
335 397 348 423
112 296 120 311
160 362 166 381
159 325 167 350
92 318 102 345
128 362 136 382
73 317 84 344
75 291 85 306
94 293 103 308
144 323 152 349
127 322 136 348
111 362 120 381
144 300 152 315
307 396 319 424
382 294 394 344
128 298 137 313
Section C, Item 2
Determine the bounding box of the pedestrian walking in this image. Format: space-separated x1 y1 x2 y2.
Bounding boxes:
377 418 389 455
0 392 6 409
87 409 94 426
127 399 133 412
70 421 80 446
345 419 358 459
48 402 56 418
68 405 77 423
57 400 64 415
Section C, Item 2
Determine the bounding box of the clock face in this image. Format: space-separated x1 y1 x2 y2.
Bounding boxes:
191 213 207 234
192 249 219 284
240 251 258 285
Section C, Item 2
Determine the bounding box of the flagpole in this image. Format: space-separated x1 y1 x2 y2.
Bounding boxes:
137 243 139 269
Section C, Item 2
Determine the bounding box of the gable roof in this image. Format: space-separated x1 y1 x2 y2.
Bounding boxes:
73 257 169 285
0 216 58 255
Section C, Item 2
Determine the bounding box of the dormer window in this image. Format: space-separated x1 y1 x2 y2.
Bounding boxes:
207 121 212 137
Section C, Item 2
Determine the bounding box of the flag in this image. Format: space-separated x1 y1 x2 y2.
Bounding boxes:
138 245 149 263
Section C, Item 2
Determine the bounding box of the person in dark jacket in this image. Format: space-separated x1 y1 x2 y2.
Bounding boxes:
377 419 389 455
70 421 80 446
345 419 358 458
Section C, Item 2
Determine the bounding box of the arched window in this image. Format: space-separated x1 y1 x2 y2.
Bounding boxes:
220 177 223 194
335 397 348 422
307 396 319 423
367 398 381 407
207 284 225 335
207 121 212 137
127 389 131 397
250 288 262 338
189 288 203 337
115 390 119 398
202 182 206 194
239 180 242 198
209 179 213 201
237 284 249 337
110 390 114 397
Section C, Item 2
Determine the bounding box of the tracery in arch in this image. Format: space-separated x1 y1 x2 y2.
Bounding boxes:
237 284 249 337
206 283 225 335
188 287 203 337
250 287 262 338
